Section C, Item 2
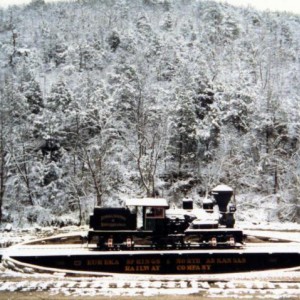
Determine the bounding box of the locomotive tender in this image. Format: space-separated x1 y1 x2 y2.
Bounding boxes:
88 185 244 250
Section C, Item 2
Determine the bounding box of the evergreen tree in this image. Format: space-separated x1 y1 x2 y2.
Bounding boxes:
47 80 72 112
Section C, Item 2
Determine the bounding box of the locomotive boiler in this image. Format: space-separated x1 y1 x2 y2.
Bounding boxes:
87 185 244 250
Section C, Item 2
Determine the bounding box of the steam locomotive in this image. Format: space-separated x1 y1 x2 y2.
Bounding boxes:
88 185 244 250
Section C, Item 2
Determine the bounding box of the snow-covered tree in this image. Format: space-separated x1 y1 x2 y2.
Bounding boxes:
0 0 299 225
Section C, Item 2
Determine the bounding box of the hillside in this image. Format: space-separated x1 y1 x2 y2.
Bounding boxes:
0 0 299 226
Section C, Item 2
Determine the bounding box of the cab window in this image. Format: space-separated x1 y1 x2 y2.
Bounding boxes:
146 207 165 219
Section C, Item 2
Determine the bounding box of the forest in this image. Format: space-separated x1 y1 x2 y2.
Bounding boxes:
0 0 299 227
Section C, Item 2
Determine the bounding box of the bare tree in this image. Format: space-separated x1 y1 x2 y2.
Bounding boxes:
0 90 7 223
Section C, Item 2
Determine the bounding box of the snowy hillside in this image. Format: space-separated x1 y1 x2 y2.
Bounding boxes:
0 0 299 227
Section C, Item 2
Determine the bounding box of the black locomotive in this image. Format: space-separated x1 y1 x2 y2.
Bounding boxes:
88 185 244 250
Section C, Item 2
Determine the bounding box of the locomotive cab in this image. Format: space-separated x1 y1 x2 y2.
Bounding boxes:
125 198 169 232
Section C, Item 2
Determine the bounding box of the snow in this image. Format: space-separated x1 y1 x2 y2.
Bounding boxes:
212 184 234 192
125 198 169 207
0 0 300 297
1 0 300 229
0 223 299 298
0 268 299 298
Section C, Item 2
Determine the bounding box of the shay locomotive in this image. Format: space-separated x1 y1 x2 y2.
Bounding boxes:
88 185 244 250
4 184 300 275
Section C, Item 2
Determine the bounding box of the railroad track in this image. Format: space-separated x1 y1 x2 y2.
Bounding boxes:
0 275 300 298
1 230 300 298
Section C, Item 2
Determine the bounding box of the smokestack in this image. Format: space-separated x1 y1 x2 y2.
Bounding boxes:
211 185 233 213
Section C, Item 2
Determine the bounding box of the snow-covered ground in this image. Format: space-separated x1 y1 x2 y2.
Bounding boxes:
0 223 300 298
0 264 299 299
0 273 299 300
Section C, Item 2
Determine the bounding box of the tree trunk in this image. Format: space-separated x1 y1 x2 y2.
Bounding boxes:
0 131 4 223
84 148 102 206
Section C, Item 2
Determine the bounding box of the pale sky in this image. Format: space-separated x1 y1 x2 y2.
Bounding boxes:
216 0 300 14
0 0 299 15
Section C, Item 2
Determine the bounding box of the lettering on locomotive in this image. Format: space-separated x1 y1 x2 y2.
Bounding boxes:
124 258 161 272
101 214 127 228
87 259 120 266
205 257 246 264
